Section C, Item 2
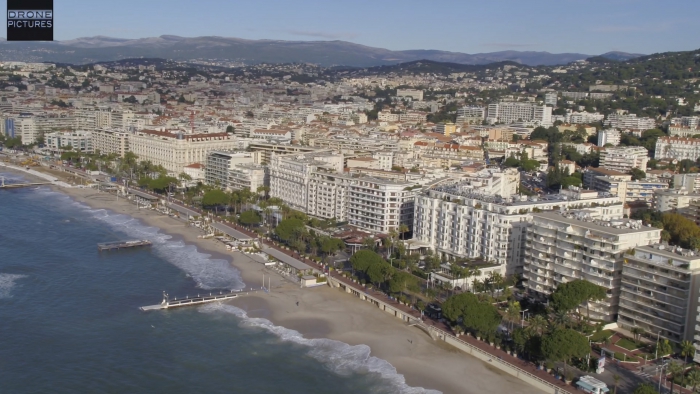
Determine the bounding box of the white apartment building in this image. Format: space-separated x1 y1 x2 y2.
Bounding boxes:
92 128 130 157
228 163 269 193
128 130 240 174
204 151 257 189
597 129 621 146
413 185 623 275
544 92 557 106
655 137 700 161
524 212 661 321
396 89 423 101
486 102 552 126
269 151 345 213
584 168 668 204
347 177 416 234
673 174 700 193
569 111 605 124
653 189 698 212
45 131 92 153
456 106 486 124
600 146 649 173
618 245 700 345
377 111 399 122
604 114 656 130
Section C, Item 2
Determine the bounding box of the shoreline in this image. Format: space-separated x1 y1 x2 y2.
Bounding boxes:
2 166 542 394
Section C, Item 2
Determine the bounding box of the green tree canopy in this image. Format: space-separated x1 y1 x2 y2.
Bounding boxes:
275 218 305 243
550 279 607 314
628 168 646 181
388 271 418 294
202 189 230 207
632 384 657 394
541 328 590 364
239 210 262 226
442 292 502 335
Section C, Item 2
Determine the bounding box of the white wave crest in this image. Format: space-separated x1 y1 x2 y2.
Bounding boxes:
29 188 245 291
0 273 27 299
87 209 245 291
199 303 441 394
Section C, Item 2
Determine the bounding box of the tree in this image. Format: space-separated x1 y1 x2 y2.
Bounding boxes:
442 292 502 336
398 224 409 240
202 189 230 211
275 218 305 243
320 237 344 257
680 340 695 365
686 369 700 393
630 326 645 342
541 328 590 372
527 315 548 336
628 168 646 181
239 210 262 226
667 361 684 394
504 300 522 331
632 383 656 394
226 125 235 134
656 339 673 358
612 374 621 394
550 279 606 321
388 271 418 294
512 327 530 356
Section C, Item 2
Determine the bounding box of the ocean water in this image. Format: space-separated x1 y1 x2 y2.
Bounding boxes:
0 173 439 394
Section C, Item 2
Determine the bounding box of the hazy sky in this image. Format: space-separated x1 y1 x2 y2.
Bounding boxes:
6 0 699 55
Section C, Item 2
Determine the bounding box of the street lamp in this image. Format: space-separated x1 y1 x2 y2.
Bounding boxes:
520 309 529 328
655 331 661 361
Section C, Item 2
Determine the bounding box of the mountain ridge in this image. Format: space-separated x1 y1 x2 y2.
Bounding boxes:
0 35 645 67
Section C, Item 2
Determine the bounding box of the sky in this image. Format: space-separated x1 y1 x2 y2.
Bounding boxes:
4 0 699 55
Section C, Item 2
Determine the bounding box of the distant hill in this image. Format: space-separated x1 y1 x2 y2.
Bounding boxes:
599 51 645 61
0 35 596 67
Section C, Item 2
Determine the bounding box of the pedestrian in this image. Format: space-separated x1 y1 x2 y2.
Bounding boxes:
296 301 299 306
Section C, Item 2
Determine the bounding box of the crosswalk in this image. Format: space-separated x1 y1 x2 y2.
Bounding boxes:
634 370 655 380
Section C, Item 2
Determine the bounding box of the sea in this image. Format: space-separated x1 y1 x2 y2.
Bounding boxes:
0 171 439 394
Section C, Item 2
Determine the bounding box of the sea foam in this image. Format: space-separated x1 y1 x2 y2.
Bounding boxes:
0 273 27 299
199 303 442 394
36 188 245 291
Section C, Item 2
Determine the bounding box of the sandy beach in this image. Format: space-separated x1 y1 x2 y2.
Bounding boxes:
3 166 542 394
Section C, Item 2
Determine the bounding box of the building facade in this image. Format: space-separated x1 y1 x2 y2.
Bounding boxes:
524 212 661 321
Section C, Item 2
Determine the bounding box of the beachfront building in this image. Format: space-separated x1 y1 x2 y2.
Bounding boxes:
413 184 623 276
228 163 269 193
45 131 92 153
524 212 661 322
91 128 130 158
128 130 240 174
269 150 344 213
204 151 257 189
618 244 700 345
347 177 417 234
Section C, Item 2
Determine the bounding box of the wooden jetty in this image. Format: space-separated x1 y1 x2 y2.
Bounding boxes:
97 239 152 251
140 290 250 311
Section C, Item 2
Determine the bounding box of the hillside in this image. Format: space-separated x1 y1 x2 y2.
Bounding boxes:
0 35 595 67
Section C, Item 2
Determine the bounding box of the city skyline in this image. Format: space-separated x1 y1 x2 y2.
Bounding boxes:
2 0 699 56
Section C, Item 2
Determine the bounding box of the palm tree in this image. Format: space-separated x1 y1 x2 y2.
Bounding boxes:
504 300 521 331
667 361 684 394
686 369 700 393
631 326 645 342
398 223 409 240
552 310 571 329
681 340 695 365
612 374 620 394
527 315 547 336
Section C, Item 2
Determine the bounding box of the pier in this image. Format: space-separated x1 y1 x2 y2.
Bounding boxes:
0 176 51 189
140 290 251 311
98 239 152 251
